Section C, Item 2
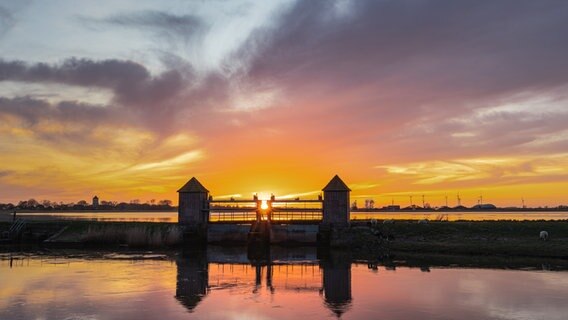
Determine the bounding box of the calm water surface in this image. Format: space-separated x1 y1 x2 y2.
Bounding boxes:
2 210 567 222
1 247 567 320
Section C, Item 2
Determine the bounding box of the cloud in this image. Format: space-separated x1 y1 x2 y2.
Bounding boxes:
128 150 203 172
0 96 130 152
104 10 207 37
0 96 109 125
84 10 210 64
0 58 211 133
0 170 13 178
0 1 32 39
0 58 184 105
0 5 15 37
226 0 568 161
377 154 568 186
243 0 568 92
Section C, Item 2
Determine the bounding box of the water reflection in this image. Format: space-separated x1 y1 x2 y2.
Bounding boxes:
175 247 353 317
2 248 568 319
320 251 352 317
176 249 208 312
171 246 568 318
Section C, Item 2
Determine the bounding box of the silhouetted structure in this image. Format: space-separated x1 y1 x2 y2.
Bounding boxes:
178 177 210 241
177 175 351 245
92 195 99 208
322 175 351 227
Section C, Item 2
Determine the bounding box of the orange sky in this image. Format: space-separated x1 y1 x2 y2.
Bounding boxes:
0 1 567 207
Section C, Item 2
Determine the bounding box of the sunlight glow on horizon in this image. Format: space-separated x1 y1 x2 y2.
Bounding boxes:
0 1 567 207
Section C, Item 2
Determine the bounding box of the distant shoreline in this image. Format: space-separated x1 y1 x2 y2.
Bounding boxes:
351 208 568 212
0 209 177 214
2 208 568 214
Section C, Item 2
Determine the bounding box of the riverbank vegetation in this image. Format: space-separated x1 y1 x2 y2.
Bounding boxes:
350 220 568 259
2 220 567 258
53 222 182 247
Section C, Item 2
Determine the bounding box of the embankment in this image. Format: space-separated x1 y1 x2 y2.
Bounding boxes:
0 221 181 248
1 220 567 258
350 220 568 259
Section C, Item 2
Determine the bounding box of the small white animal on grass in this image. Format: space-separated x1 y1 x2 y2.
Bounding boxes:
418 219 429 224
370 219 378 227
383 219 395 224
539 231 549 241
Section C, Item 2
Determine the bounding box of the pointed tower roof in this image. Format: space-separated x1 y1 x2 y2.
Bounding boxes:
178 177 209 193
322 175 351 192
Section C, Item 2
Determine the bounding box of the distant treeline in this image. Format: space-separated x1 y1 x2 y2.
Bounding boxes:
352 205 568 212
0 199 176 211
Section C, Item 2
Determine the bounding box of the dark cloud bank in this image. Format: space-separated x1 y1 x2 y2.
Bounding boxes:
0 57 228 136
1 0 568 156
236 0 568 158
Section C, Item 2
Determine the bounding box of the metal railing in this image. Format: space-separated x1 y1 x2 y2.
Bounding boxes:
209 209 323 223
271 210 322 221
206 198 324 223
209 210 257 222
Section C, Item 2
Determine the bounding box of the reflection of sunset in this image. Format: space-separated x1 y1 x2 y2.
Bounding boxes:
2 253 568 319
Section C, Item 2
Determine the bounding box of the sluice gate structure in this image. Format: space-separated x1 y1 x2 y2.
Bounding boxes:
177 175 351 245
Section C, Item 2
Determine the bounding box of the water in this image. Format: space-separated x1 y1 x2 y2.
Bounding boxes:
1 247 567 320
1 210 567 222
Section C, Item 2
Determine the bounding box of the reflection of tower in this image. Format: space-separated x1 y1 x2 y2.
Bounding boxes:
252 263 275 294
249 244 274 294
321 251 352 318
176 249 209 312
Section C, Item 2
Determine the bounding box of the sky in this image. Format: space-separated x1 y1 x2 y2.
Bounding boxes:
0 0 567 207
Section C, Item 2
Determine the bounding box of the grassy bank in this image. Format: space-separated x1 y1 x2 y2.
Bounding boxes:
50 222 182 247
350 220 568 258
1 221 182 248
3 220 568 258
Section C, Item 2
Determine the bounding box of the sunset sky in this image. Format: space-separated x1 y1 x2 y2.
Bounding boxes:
1 0 567 207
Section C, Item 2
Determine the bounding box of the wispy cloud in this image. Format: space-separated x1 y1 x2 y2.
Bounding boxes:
128 150 204 172
377 154 568 186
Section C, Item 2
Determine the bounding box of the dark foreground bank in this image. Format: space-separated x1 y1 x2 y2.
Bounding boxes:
349 220 568 259
1 220 567 259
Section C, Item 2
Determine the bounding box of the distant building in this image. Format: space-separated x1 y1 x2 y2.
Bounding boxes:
385 205 400 211
472 203 497 210
92 195 99 208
